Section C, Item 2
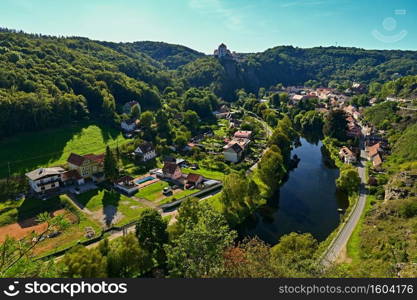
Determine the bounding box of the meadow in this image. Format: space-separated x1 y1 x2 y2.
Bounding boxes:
0 122 127 178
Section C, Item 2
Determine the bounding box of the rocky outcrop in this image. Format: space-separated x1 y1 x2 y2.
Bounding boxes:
384 171 417 201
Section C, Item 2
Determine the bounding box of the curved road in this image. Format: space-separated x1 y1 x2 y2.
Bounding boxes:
321 142 367 267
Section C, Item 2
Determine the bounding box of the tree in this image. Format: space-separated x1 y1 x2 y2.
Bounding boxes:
271 93 281 107
220 173 259 225
135 209 168 265
183 110 200 134
60 246 107 278
174 134 187 150
104 146 118 181
139 111 154 131
0 213 69 278
271 233 318 263
336 167 361 195
165 204 237 278
269 128 291 161
169 197 200 239
221 238 286 278
131 103 141 118
323 109 348 141
271 232 319 276
107 233 151 277
257 146 286 197
155 110 172 140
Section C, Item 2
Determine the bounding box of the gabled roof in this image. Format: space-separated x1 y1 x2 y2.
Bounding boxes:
234 131 252 139
67 153 104 166
162 162 180 175
225 143 243 154
186 173 203 183
61 169 82 181
367 143 381 158
25 167 65 181
135 141 154 154
373 154 383 167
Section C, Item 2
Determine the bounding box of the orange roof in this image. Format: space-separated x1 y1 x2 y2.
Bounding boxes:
373 154 383 167
367 143 381 157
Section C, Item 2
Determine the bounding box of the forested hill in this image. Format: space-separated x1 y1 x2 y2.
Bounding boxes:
2 28 417 138
178 46 417 100
99 41 205 69
0 29 174 138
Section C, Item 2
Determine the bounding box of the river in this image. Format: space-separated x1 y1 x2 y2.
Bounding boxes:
240 137 349 244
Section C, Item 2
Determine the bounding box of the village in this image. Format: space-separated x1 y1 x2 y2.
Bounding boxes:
1 75 397 258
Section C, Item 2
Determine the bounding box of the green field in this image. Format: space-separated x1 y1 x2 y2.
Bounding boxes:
135 181 170 202
159 188 199 205
0 122 127 178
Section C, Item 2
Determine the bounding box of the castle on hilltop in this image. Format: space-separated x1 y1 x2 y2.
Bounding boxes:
213 43 237 60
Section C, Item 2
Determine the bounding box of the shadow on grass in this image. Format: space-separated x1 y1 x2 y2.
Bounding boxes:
101 190 121 227
0 122 85 178
17 196 62 227
98 122 120 144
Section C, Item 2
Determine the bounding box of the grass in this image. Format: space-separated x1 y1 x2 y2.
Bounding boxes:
204 192 224 212
159 189 199 205
0 196 64 226
346 194 374 263
135 181 169 202
75 189 147 227
182 168 225 181
0 122 127 178
35 196 103 257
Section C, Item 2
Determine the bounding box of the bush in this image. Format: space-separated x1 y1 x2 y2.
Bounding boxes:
399 199 417 218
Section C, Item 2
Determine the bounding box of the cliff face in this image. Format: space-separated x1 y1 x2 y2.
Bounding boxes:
384 171 417 201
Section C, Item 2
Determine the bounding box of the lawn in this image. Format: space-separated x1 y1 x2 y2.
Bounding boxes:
204 192 224 212
0 122 128 178
34 195 103 257
159 188 199 205
182 168 225 181
135 181 169 202
0 196 64 227
75 189 147 227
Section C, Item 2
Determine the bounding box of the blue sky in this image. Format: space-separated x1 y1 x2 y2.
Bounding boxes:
1 0 416 53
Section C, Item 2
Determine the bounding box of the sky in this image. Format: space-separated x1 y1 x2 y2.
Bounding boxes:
1 0 416 53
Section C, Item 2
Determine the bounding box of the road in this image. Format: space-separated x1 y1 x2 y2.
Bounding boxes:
321 140 367 267
244 110 273 173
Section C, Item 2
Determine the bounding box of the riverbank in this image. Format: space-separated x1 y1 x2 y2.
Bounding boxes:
241 137 349 245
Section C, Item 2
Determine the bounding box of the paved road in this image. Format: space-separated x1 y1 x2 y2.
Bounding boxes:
244 110 273 173
321 142 367 267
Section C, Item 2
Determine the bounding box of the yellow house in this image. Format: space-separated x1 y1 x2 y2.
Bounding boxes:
67 153 105 182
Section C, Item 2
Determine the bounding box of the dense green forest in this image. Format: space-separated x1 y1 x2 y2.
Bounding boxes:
99 41 205 69
2 28 417 139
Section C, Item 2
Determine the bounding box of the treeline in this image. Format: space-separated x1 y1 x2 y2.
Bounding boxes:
178 46 417 100
0 29 170 138
10 201 322 278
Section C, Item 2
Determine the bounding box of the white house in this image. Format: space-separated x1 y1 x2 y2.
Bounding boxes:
134 142 157 162
223 143 244 163
121 118 138 132
25 167 66 193
339 147 357 164
162 162 182 180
